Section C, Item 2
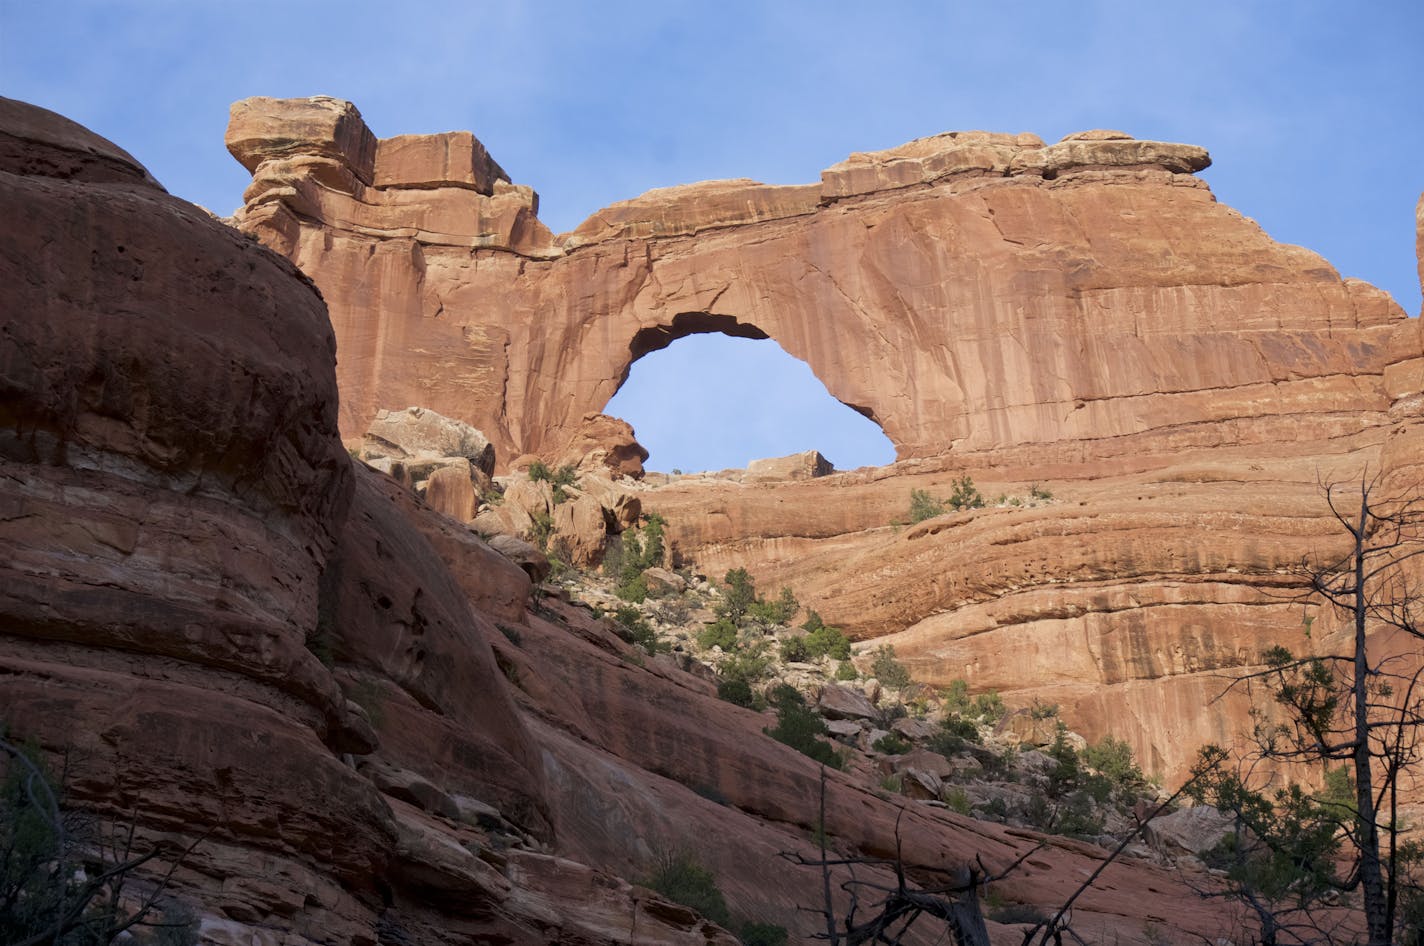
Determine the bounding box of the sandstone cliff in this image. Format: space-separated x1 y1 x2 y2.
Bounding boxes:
1 98 1261 944
224 96 1424 786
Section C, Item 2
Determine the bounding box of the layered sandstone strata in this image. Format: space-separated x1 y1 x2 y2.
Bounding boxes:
228 97 1402 474
2 97 1256 944
224 95 1424 784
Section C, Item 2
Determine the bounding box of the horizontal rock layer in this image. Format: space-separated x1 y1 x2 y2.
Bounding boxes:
4 96 1267 944
224 96 1424 787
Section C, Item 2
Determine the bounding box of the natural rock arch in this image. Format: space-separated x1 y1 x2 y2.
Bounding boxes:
611 315 897 470
621 311 887 434
228 96 1406 479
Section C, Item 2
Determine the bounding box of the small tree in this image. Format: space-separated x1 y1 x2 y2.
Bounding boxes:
869 645 911 690
718 568 758 623
1197 474 1424 945
947 475 985 511
909 488 946 523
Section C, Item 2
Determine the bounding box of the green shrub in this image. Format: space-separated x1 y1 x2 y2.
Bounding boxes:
613 605 663 652
1083 735 1144 790
942 679 971 712
943 785 971 814
766 693 844 769
873 733 911 755
947 474 985 511
717 678 757 708
749 586 798 625
1046 726 1081 798
720 642 773 685
717 568 757 623
834 660 859 681
615 574 648 603
528 460 578 487
973 691 1007 722
929 716 980 757
1030 700 1059 720
869 645 911 690
879 773 904 793
805 623 852 660
697 619 739 651
642 850 731 927
908 488 946 523
780 635 810 663
528 510 555 551
740 921 788 946
1029 483 1053 501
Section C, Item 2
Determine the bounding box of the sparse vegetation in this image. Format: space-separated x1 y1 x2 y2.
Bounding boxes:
613 605 664 653
801 611 852 660
872 732 911 755
1 732 200 946
908 488 946 523
749 586 798 624
528 509 555 551
869 644 911 690
739 921 788 946
717 568 758 623
606 512 666 601
947 474 985 511
642 849 731 927
697 619 739 651
765 686 844 769
834 660 858 681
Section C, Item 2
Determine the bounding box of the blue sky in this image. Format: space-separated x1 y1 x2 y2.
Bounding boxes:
5 1 1421 472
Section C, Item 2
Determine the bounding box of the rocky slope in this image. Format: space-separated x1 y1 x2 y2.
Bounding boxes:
0 98 1275 945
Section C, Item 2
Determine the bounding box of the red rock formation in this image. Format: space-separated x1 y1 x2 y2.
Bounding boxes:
228 96 1401 473
221 95 1424 787
9 94 1423 943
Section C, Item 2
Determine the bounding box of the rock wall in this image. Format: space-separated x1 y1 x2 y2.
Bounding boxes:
221 95 1424 784
3 97 1270 944
228 97 1404 470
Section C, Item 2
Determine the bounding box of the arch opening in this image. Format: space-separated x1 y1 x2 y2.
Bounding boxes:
606 323 896 474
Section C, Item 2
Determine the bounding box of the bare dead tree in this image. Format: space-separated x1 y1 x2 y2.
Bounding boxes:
1195 471 1424 946
781 767 1199 946
0 734 203 946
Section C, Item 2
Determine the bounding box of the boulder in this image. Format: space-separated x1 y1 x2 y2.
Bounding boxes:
556 412 648 479
550 492 611 566
359 758 460 820
424 461 481 522
892 717 937 740
998 711 1061 748
1143 805 1235 859
745 450 834 482
817 683 879 720
488 534 551 584
361 405 495 476
892 750 954 780
642 567 687 595
900 768 944 801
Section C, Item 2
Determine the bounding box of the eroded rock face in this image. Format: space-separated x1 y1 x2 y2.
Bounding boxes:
11 96 1424 943
223 94 1424 788
229 95 1401 476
